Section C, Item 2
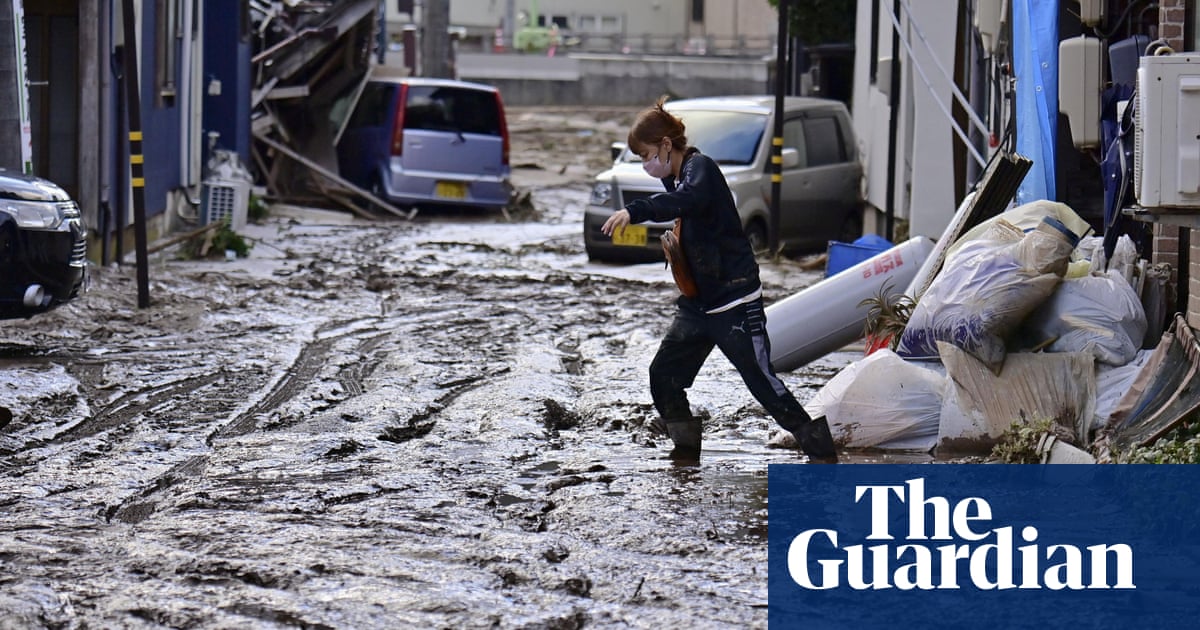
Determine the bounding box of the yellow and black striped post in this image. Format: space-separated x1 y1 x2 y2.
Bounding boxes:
121 0 150 308
770 0 790 256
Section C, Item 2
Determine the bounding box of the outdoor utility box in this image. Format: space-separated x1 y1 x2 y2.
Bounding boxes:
1059 36 1102 150
1136 53 1200 208
200 150 253 231
1109 35 1150 88
826 234 893 277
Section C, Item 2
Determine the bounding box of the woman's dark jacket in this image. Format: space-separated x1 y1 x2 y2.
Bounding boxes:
623 148 761 310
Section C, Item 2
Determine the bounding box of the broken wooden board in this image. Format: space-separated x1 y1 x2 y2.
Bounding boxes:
253 132 417 221
907 152 1033 300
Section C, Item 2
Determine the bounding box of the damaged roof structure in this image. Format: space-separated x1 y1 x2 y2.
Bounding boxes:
249 0 414 219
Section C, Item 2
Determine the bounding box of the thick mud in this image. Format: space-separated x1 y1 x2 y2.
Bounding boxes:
0 108 909 628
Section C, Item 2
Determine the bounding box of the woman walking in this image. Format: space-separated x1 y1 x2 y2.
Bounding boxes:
601 98 837 463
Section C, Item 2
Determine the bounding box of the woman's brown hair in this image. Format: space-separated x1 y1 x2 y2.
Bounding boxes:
627 96 687 154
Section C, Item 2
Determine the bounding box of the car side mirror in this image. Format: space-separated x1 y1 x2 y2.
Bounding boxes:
611 142 627 162
781 147 801 169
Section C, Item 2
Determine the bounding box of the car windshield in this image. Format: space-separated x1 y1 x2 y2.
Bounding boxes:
627 110 767 166
404 85 502 136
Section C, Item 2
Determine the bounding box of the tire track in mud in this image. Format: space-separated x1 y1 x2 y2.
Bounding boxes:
110 321 398 523
62 372 228 442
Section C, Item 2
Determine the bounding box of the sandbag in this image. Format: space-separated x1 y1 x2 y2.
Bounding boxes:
897 216 1078 373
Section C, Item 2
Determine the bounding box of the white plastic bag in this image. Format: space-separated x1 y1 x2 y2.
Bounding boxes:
809 349 944 451
1019 269 1147 366
897 217 1078 373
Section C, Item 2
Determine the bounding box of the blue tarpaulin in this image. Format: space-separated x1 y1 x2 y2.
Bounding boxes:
1013 0 1058 205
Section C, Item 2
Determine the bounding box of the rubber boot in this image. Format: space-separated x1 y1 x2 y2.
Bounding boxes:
792 417 837 462
663 418 702 461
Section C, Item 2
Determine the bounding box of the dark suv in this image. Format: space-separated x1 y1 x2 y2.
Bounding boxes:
0 171 87 319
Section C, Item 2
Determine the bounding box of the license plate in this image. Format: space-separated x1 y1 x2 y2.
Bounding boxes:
435 181 467 199
611 224 647 247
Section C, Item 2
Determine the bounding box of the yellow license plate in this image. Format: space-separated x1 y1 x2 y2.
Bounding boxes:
435 181 467 199
611 224 647 247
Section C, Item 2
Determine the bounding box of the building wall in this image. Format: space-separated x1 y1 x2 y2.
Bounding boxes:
202 0 252 162
456 52 770 105
389 0 777 52
1156 0 1197 328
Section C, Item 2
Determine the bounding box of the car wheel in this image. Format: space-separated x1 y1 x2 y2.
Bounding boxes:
744 219 769 256
838 211 863 244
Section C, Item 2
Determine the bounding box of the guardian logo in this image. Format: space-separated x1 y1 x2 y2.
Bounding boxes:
767 465 1200 629
786 478 1134 591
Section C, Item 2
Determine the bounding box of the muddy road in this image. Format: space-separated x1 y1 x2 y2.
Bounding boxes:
1 108 876 628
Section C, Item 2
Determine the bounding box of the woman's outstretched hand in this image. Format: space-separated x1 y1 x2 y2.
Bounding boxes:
601 209 631 237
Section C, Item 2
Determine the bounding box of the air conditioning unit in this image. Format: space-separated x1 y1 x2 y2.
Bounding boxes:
199 149 252 230
1135 53 1200 209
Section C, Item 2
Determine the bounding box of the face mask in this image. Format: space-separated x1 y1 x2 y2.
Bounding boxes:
642 145 673 179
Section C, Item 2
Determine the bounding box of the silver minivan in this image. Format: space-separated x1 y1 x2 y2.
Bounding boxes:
336 77 512 211
584 95 863 262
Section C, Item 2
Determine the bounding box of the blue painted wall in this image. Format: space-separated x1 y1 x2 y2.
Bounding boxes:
202 0 252 162
138 0 181 218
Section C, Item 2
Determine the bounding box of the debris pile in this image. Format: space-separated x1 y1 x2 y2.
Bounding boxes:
248 0 411 218
801 164 1194 464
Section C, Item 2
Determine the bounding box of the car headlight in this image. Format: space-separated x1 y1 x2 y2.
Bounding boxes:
589 182 612 207
0 200 64 230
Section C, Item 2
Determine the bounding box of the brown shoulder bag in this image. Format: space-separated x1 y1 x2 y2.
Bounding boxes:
661 219 699 298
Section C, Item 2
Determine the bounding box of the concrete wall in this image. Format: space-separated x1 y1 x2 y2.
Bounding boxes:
1157 0 1198 329
456 52 770 105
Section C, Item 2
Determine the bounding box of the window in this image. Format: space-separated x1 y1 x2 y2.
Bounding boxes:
348 83 395 129
577 14 621 32
782 118 808 168
404 86 502 136
675 110 766 166
803 116 847 167
692 0 704 23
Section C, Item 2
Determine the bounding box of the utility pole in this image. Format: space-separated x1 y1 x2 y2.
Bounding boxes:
120 0 150 308
770 0 789 256
421 0 452 78
504 0 514 53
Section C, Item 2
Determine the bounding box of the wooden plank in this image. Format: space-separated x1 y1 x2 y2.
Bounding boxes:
253 132 417 221
265 84 310 100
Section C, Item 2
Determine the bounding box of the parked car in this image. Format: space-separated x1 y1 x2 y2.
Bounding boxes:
336 77 512 212
584 95 863 262
0 171 87 319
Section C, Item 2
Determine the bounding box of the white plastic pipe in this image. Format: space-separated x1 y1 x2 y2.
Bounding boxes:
766 236 936 372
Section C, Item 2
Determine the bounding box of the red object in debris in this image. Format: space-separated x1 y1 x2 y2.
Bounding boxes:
864 333 893 356
989 133 999 148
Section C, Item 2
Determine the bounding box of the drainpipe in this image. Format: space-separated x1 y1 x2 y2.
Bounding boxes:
179 0 194 187
884 0 900 242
